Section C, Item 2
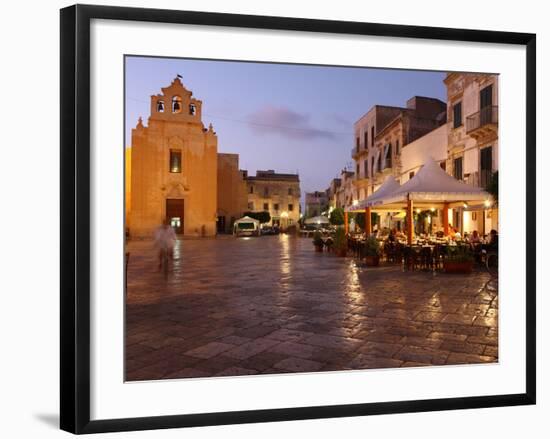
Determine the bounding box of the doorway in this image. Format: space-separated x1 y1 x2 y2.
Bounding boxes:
217 215 226 233
166 199 184 234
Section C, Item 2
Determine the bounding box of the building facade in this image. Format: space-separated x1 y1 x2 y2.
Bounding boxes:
305 191 329 217
352 97 446 201
335 169 356 210
217 153 248 234
347 74 498 236
246 170 301 228
444 72 499 233
352 105 403 202
326 178 342 209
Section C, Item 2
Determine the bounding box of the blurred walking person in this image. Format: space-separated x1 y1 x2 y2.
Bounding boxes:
154 219 176 273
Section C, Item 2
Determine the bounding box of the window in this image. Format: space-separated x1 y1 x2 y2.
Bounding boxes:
263 187 269 197
171 96 183 113
274 203 279 211
385 143 392 169
409 171 415 180
156 100 165 112
263 203 269 211
249 185 254 194
371 126 375 147
396 139 400 155
440 161 446 171
364 160 369 178
453 157 463 180
288 204 294 211
378 151 382 172
453 102 462 128
288 187 293 196
189 103 196 115
356 163 360 177
169 150 182 173
480 146 493 188
248 202 254 210
364 131 368 149
480 85 494 125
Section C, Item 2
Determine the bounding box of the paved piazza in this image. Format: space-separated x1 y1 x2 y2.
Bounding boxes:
125 235 498 381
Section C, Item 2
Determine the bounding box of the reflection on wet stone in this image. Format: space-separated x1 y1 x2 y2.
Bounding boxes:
125 235 498 381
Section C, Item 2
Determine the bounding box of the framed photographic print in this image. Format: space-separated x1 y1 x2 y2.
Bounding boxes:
60 4 536 434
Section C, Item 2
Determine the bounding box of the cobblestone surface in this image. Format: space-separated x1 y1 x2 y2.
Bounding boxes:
125 235 498 381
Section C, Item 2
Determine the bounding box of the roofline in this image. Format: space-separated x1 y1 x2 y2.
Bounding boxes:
353 104 407 126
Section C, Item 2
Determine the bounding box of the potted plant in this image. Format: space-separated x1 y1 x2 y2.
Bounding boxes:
312 230 324 252
364 235 381 266
443 245 474 273
333 227 347 257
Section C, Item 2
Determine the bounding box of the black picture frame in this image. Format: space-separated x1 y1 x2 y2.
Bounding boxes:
60 4 536 434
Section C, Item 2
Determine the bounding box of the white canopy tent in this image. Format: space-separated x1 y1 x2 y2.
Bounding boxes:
380 157 490 208
346 175 401 212
233 215 260 236
373 157 492 243
341 158 493 242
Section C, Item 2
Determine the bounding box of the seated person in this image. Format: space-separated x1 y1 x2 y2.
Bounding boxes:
487 229 498 250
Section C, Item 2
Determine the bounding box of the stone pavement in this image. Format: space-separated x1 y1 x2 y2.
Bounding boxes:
125 235 498 381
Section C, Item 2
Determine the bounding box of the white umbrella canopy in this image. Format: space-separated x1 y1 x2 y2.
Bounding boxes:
346 175 400 212
364 176 401 207
304 215 330 225
234 215 260 225
380 157 490 207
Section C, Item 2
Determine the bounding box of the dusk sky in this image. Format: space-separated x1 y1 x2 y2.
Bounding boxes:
125 56 446 197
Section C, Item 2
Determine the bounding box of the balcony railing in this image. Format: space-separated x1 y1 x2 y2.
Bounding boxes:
466 106 498 133
351 145 368 158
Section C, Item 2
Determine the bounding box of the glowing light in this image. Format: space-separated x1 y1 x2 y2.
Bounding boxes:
430 207 435 212
281 211 289 218
484 199 491 208
463 202 468 208
416 208 420 214
352 199 359 206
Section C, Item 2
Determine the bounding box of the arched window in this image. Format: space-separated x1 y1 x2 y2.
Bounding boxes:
171 96 182 113
189 103 196 115
156 100 165 112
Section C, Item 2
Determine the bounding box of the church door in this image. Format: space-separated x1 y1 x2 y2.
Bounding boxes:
166 199 184 234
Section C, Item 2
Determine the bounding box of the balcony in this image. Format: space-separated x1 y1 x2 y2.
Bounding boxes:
351 145 368 159
466 106 498 141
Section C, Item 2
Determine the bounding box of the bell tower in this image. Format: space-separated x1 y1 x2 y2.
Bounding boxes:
149 76 203 124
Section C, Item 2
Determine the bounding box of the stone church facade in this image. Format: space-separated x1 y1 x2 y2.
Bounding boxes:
128 77 219 238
